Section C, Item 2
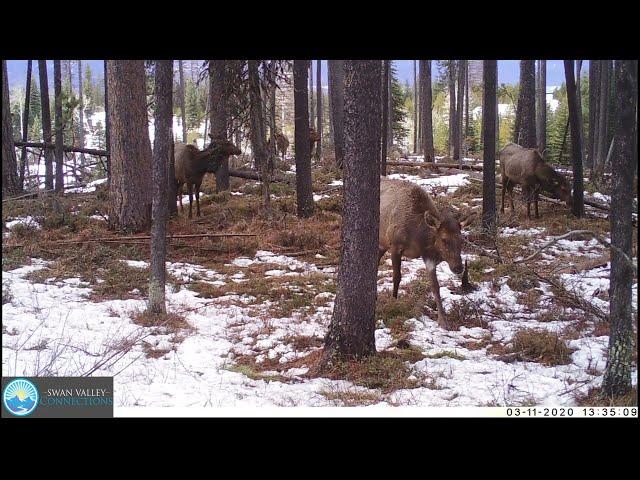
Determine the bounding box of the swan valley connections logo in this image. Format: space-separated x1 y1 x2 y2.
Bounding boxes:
3 378 39 416
1 377 113 418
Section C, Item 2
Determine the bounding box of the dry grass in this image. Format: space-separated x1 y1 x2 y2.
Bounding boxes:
318 386 383 406
490 328 576 366
441 298 490 331
576 387 638 407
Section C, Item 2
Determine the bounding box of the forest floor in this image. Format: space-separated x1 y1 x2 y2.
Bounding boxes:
2 154 638 409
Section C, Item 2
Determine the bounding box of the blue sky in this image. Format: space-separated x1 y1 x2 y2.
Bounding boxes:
5 60 584 90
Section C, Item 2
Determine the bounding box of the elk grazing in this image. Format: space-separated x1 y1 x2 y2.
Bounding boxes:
174 135 242 218
379 177 475 325
499 142 573 219
268 131 289 159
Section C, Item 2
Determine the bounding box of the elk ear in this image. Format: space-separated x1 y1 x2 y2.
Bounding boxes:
459 212 476 228
424 211 440 228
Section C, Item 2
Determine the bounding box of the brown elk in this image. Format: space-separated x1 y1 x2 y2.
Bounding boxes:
268 131 289 159
499 143 573 219
174 135 241 218
309 127 321 157
379 177 475 325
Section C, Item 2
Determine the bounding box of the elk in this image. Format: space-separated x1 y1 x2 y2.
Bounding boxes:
268 131 289 159
309 127 321 157
379 177 475 325
499 142 573 219
174 135 242 218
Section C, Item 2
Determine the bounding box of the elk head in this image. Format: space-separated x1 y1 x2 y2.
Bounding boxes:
423 209 475 275
548 172 573 208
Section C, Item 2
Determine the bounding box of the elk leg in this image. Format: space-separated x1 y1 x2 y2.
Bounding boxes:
177 183 183 212
500 177 506 213
508 182 515 213
378 247 387 265
534 189 540 218
524 185 532 220
426 261 446 325
391 251 402 298
195 182 201 217
187 184 193 219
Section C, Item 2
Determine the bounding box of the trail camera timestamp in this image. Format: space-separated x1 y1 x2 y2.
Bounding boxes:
506 407 638 417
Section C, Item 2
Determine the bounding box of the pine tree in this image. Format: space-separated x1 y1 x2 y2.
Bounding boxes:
390 62 409 145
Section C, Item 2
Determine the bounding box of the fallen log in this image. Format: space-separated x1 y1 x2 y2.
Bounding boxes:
228 168 294 184
13 141 109 157
386 160 483 171
2 233 257 249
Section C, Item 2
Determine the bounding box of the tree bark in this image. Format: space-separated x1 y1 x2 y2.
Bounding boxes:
78 59 86 167
602 60 636 397
106 60 152 232
482 60 497 236
148 60 172 315
209 60 230 191
413 60 418 154
380 60 389 175
595 60 611 175
587 60 600 171
309 60 315 133
53 60 64 193
38 60 54 191
536 60 547 153
420 60 434 162
465 60 470 139
576 60 586 165
248 60 271 210
448 61 457 157
19 60 32 190
564 60 585 218
2 60 20 197
387 63 393 147
321 60 381 365
179 60 187 144
293 60 315 218
328 60 345 168
454 60 466 162
316 59 322 159
518 60 537 148
104 60 111 186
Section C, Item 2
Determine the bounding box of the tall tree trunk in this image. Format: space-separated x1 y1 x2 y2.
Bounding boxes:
53 60 64 193
536 60 547 153
78 59 85 167
179 60 187 144
248 60 271 210
321 60 381 366
448 61 456 157
602 60 636 397
269 60 277 157
309 60 315 131
2 60 20 196
454 60 466 162
209 60 230 191
587 60 600 171
148 60 172 315
328 60 345 168
38 60 54 191
327 60 334 146
482 60 497 236
419 60 434 162
564 60 585 218
413 60 422 155
518 60 537 148
106 60 152 232
595 60 611 176
380 60 389 175
387 64 393 147
19 60 32 190
465 60 470 140
104 60 111 186
316 59 322 159
575 60 586 164
293 60 314 218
